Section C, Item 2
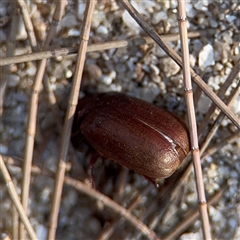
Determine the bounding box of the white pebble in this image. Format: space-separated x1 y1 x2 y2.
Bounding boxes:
8 74 20 87
161 58 180 77
77 2 86 20
0 143 8 154
0 5 7 16
231 95 240 114
230 170 239 178
141 82 160 102
198 44 215 70
218 166 230 178
189 54 196 67
36 224 47 240
41 187 51 202
152 11 167 24
96 25 108 35
209 205 223 222
100 74 113 85
91 11 105 29
234 45 239 55
229 219 237 228
65 69 72 78
180 232 201 240
61 14 78 28
197 94 211 114
16 16 27 40
226 14 236 23
193 1 207 11
68 28 80 37
186 3 196 18
26 63 37 77
150 64 160 76
122 10 141 34
210 19 218 28
214 63 223 71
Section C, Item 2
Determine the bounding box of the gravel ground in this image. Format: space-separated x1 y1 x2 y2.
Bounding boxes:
0 1 239 240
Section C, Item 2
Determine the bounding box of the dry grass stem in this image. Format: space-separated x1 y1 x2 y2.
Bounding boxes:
119 0 240 129
200 81 240 155
201 130 240 161
1 1 239 239
98 185 154 240
177 0 211 238
198 57 240 137
162 187 224 240
20 2 66 238
16 0 38 51
47 1 96 239
3 155 160 240
0 155 38 239
0 32 203 66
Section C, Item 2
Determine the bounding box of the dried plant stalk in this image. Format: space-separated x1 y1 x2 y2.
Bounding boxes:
177 0 211 238
162 187 224 240
0 32 203 66
16 0 38 51
47 1 96 239
198 57 240 138
200 80 240 154
119 0 240 130
0 155 37 239
3 155 160 240
19 2 66 239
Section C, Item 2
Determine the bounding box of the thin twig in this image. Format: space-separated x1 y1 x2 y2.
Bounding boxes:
200 81 240 155
0 155 38 240
118 0 240 130
201 130 240 161
20 2 66 238
16 0 38 51
3 155 160 240
98 184 154 240
47 1 96 239
12 180 19 239
0 32 203 66
177 1 211 238
162 187 224 240
198 57 240 139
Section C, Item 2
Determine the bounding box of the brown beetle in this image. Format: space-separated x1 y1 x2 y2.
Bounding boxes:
71 92 190 185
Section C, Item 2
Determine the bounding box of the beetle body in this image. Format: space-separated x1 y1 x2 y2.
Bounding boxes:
71 92 190 182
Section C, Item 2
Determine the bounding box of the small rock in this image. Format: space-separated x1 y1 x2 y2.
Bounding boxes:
65 69 72 78
8 74 20 87
226 14 236 23
197 93 211 113
0 143 8 154
61 14 78 28
77 2 86 20
122 10 141 34
141 82 160 102
161 58 180 77
26 62 37 77
198 44 215 70
16 17 27 40
86 64 102 80
96 25 108 35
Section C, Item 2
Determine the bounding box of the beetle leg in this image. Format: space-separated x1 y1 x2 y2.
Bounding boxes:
87 151 100 189
143 175 160 188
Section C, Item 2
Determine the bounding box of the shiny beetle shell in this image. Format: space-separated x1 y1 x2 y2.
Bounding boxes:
71 92 190 181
